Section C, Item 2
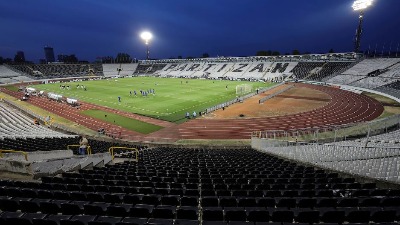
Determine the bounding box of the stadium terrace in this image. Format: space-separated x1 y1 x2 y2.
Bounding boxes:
0 52 400 225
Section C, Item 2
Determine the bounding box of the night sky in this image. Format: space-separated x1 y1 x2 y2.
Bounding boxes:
1 0 399 62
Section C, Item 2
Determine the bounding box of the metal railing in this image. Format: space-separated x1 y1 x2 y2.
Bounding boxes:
108 146 138 160
252 114 400 144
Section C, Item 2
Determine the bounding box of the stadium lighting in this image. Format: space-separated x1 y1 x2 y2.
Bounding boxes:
352 0 373 11
352 0 373 53
140 31 152 60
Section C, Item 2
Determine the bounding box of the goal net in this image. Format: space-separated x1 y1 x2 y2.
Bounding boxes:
236 84 253 95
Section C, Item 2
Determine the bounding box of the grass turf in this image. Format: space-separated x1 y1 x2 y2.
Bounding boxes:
32 77 273 123
80 109 163 134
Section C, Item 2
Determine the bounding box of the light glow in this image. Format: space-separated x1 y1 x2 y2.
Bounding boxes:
140 31 152 44
352 0 373 11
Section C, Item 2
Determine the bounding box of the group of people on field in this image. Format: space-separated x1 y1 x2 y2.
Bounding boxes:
185 111 198 119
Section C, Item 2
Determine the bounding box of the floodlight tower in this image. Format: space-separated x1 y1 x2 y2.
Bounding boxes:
352 0 373 53
140 31 153 60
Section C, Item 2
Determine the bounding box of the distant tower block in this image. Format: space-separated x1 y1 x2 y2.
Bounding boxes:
44 46 55 63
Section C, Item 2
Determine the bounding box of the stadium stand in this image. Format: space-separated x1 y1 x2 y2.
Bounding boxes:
136 63 167 75
0 65 33 84
0 100 78 152
341 58 400 76
327 58 400 87
1 147 400 225
375 80 400 99
140 55 357 82
0 101 74 138
102 64 139 77
256 142 400 183
0 65 21 77
0 52 400 224
8 63 103 78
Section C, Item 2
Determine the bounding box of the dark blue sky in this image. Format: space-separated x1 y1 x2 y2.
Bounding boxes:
1 0 399 62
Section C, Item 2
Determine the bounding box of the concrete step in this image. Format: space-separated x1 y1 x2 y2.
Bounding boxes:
0 150 112 179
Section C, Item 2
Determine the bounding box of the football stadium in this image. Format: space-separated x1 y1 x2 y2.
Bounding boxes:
1 0 400 224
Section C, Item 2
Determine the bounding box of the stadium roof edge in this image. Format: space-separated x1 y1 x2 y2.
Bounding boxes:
139 52 363 64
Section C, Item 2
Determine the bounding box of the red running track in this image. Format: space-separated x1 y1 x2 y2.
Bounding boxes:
147 83 384 140
1 83 384 141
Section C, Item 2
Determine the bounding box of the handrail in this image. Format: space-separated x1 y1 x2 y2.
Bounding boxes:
108 147 138 160
67 145 92 155
0 149 28 161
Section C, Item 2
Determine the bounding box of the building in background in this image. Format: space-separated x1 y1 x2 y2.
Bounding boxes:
44 46 55 63
58 54 78 63
14 51 26 62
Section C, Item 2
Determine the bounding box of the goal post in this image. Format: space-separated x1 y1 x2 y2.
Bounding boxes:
235 84 253 95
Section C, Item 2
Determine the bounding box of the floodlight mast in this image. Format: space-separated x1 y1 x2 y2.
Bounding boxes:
140 31 152 60
352 0 373 53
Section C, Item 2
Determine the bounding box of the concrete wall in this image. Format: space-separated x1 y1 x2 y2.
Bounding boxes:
2 150 73 162
0 151 112 178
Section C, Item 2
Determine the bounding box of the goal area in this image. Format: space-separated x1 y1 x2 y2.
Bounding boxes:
236 84 253 95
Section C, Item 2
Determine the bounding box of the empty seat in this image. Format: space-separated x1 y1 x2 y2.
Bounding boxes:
147 218 173 225
88 216 122 225
61 201 86 215
203 208 224 221
181 196 198 206
0 198 19 212
338 198 358 208
359 198 381 207
317 198 337 208
224 209 247 221
84 203 110 216
371 210 397 223
276 198 296 209
60 215 97 225
174 219 199 225
161 195 180 206
382 197 400 207
346 210 370 223
129 204 154 218
202 197 219 207
257 198 275 207
317 190 334 197
40 200 67 214
106 204 132 217
152 205 176 219
237 198 257 208
297 198 317 209
320 210 345 223
264 190 281 197
185 190 199 196
118 217 147 225
219 197 237 208
247 209 269 222
104 193 123 204
22 212 48 224
33 215 72 225
271 210 294 223
8 216 37 225
86 193 105 202
177 206 198 220
142 195 161 206
123 194 141 204
202 190 217 197
295 210 320 223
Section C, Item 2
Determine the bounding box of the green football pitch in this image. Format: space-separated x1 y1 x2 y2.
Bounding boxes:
33 77 273 123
